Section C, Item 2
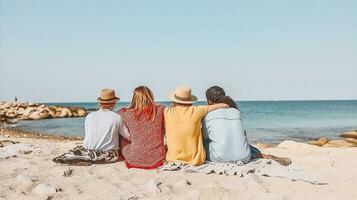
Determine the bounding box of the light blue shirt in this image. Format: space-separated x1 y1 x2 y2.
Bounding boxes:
202 108 251 164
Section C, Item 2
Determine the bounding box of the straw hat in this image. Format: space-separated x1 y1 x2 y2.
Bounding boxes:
97 89 120 104
169 86 197 104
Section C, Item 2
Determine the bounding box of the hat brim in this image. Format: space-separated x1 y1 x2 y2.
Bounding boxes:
97 97 120 104
168 92 197 104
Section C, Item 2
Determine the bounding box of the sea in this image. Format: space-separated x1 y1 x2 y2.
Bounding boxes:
10 100 357 144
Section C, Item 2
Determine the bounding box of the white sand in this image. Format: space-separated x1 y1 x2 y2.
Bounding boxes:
1 136 357 200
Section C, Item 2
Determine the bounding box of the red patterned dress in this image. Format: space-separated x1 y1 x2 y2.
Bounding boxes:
118 105 166 169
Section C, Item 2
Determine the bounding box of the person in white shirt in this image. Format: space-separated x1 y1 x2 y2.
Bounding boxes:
83 89 130 151
53 89 130 165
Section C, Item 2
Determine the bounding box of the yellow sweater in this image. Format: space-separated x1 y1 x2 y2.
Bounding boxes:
164 105 209 165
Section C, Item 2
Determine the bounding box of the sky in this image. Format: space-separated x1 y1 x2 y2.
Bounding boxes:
1 0 356 102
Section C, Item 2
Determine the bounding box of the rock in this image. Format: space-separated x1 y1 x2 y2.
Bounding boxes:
59 108 72 117
29 111 50 120
75 108 87 117
277 140 313 149
16 174 38 184
1 101 86 121
340 131 357 139
33 183 57 196
22 107 37 117
344 138 357 144
48 110 56 118
18 103 28 108
0 114 7 123
55 107 63 112
322 140 357 148
0 102 11 109
5 110 17 118
28 102 36 106
28 111 42 120
17 107 25 115
308 137 329 147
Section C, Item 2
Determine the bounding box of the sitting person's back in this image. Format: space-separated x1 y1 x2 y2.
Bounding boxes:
118 86 166 169
202 108 251 163
53 89 130 165
202 86 292 166
84 108 128 151
165 105 209 165
164 86 228 166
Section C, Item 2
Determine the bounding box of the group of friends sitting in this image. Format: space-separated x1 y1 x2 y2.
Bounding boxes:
53 86 291 168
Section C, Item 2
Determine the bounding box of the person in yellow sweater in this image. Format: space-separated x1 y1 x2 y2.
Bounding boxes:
164 86 228 166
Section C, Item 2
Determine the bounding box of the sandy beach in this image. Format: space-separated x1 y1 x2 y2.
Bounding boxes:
1 128 356 200
2 0 357 199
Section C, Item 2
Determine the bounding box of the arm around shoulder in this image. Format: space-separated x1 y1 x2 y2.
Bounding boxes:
207 103 229 113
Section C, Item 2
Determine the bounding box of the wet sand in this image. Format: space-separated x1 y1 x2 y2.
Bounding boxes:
0 127 82 141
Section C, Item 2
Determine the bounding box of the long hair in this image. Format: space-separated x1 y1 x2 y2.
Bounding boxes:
205 86 239 110
129 86 157 121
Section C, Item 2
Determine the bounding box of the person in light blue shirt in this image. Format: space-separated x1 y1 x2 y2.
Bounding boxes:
202 86 291 166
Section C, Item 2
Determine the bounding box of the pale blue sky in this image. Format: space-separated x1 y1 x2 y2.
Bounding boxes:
1 0 356 102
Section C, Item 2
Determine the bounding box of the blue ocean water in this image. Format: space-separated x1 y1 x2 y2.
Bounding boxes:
13 101 357 143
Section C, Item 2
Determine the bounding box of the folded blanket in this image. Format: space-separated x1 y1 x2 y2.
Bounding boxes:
53 146 119 166
158 159 327 185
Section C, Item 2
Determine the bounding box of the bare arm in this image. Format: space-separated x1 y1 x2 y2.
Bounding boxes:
207 103 229 112
119 121 130 141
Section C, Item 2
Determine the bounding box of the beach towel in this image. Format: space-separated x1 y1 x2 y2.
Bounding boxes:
53 146 119 166
158 159 327 185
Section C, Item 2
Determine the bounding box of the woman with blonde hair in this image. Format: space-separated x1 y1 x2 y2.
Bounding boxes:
118 86 166 169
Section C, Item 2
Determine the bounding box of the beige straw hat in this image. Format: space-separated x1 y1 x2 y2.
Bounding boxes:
97 89 120 104
169 86 197 104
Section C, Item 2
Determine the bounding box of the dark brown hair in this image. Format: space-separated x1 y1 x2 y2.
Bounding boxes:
205 86 239 110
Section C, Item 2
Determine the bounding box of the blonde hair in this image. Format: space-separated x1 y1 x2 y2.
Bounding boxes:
129 86 156 121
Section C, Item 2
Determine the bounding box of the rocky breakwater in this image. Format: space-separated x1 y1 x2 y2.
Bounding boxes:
0 101 87 123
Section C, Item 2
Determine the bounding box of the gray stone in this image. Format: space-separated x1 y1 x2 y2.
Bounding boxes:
340 131 357 139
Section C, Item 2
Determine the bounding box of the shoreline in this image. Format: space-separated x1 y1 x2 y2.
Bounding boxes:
1 126 357 149
0 127 82 141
